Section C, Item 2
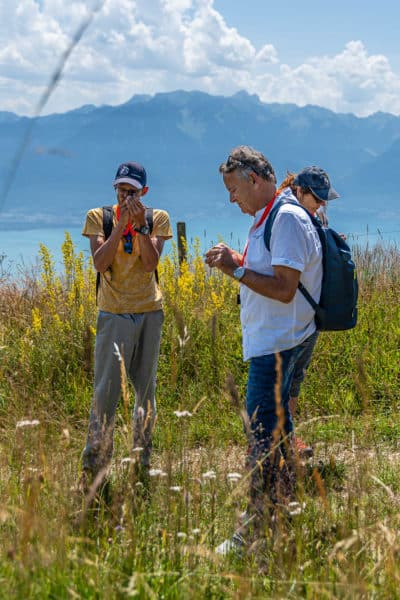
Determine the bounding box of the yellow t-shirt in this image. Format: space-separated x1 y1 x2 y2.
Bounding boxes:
82 205 173 313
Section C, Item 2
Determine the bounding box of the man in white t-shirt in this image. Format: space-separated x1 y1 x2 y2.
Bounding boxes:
205 146 325 552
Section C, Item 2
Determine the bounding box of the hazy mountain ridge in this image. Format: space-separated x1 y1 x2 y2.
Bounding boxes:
1 90 399 230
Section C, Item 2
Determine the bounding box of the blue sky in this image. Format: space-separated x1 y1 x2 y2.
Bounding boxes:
1 0 399 117
215 0 400 68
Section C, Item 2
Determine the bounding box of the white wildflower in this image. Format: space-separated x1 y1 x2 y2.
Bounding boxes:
202 470 216 480
149 469 167 478
16 419 40 429
192 528 201 535
170 486 182 492
287 501 305 517
178 326 190 348
173 410 193 418
227 472 242 482
177 532 187 539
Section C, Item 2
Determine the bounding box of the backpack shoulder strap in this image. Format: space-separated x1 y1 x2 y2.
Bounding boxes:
263 198 304 251
263 198 323 310
102 205 114 239
96 205 114 302
144 207 159 283
145 207 154 234
297 281 319 310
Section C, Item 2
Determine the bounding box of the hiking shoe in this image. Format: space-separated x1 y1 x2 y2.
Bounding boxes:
294 436 313 459
215 532 246 556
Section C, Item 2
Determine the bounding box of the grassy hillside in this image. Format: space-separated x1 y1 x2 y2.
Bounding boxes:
0 235 399 598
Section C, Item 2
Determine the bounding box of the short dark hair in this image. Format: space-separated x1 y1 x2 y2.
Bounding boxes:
219 145 276 183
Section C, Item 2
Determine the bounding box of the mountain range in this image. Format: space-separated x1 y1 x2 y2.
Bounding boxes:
1 90 399 234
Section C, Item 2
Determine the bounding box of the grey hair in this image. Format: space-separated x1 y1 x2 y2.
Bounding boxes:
219 145 276 183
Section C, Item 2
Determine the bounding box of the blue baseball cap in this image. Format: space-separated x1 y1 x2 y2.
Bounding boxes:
113 161 147 189
293 166 339 202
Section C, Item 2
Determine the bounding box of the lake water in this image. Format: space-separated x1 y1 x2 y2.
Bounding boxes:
1 210 399 278
0 218 251 277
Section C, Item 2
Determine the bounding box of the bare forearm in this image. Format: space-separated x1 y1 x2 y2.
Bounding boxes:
92 224 125 272
137 235 160 271
236 268 297 303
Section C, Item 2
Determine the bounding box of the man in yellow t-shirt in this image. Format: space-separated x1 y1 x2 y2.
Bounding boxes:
81 161 172 486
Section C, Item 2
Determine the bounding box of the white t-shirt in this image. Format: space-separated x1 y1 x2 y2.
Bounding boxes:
240 188 322 360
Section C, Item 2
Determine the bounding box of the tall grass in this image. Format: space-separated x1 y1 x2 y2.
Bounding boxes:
0 235 399 598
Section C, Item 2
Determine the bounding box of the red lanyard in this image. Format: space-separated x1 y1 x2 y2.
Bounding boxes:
116 205 136 237
240 191 278 266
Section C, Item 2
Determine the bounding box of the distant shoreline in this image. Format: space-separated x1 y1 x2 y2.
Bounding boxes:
0 223 80 232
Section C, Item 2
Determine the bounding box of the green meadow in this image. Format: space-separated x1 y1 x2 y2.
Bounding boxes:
0 235 399 599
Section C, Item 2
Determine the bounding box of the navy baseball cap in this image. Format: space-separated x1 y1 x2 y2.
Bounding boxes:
293 166 339 202
113 162 147 189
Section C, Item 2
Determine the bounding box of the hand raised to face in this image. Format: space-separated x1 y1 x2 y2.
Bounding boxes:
125 194 147 226
116 184 146 227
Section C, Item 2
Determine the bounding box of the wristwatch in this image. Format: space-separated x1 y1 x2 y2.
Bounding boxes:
134 224 150 235
233 266 246 281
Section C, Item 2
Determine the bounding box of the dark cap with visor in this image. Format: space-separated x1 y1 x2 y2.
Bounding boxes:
113 162 147 190
293 166 339 202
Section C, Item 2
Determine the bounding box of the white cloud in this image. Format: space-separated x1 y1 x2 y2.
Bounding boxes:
256 44 278 65
0 1 399 116
183 0 256 74
0 0 66 82
254 41 400 116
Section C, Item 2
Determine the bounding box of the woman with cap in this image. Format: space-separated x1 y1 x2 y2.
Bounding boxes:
277 167 340 458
